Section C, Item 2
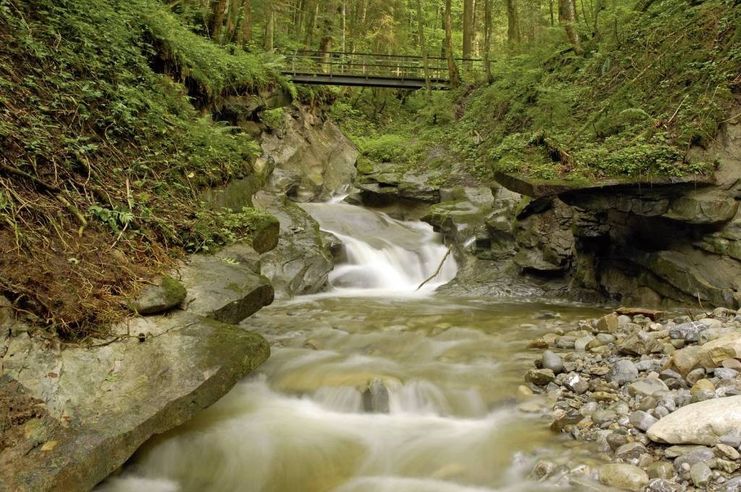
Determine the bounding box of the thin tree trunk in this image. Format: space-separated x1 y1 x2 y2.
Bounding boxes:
264 1 274 51
505 0 521 46
210 0 228 41
559 0 583 54
463 0 474 62
550 0 555 26
236 0 252 45
415 0 431 93
224 0 238 43
484 0 492 83
444 0 461 87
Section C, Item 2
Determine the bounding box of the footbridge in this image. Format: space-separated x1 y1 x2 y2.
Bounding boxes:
281 51 482 89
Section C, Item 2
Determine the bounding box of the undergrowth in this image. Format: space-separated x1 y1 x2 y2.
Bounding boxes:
335 0 739 184
0 0 286 336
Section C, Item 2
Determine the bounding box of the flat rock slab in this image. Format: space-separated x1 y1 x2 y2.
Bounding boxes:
179 254 274 324
647 395 741 446
0 312 269 491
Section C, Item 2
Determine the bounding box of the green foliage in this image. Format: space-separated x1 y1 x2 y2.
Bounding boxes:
357 134 414 164
189 207 275 253
261 108 286 130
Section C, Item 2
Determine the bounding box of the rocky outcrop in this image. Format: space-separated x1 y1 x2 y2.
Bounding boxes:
495 120 741 308
647 395 741 446
253 191 334 298
0 313 269 491
262 107 358 201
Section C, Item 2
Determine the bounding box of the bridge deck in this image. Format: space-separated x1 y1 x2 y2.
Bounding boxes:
281 51 481 89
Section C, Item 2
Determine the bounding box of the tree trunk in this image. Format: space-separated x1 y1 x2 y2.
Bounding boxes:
210 0 228 41
463 0 474 61
559 0 583 54
236 0 252 46
550 0 555 26
505 0 521 46
224 0 238 43
444 0 461 88
415 0 431 92
483 0 492 83
264 1 274 51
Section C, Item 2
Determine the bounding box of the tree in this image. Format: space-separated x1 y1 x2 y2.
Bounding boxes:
558 0 582 54
483 0 492 82
505 0 521 46
444 0 461 87
210 0 228 41
264 1 274 51
236 0 252 46
463 0 474 60
415 0 431 92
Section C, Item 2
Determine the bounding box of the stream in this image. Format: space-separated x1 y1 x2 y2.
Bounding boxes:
100 202 607 492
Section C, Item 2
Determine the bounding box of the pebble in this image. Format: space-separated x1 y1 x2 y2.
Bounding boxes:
646 478 680 492
714 367 738 380
629 410 658 432
689 461 712 487
627 377 669 397
609 359 639 385
646 461 675 480
717 443 740 460
615 442 648 462
563 372 589 394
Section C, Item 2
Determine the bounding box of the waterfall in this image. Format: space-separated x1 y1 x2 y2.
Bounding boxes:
301 203 457 294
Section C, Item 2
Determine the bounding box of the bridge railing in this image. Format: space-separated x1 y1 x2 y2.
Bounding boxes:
283 50 483 83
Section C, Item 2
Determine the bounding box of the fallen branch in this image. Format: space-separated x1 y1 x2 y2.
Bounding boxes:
416 247 452 291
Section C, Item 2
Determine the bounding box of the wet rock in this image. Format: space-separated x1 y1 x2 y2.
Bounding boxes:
607 432 630 450
541 350 564 374
362 378 390 413
0 312 270 491
598 463 649 491
530 460 556 480
525 368 556 386
128 276 186 315
689 462 712 488
647 395 741 445
629 410 658 432
609 359 639 385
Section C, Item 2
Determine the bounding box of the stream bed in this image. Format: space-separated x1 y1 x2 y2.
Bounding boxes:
100 203 609 492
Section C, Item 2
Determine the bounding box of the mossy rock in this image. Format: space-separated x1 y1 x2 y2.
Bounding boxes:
128 276 187 316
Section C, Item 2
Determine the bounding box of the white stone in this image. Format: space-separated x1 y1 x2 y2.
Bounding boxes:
647 395 741 445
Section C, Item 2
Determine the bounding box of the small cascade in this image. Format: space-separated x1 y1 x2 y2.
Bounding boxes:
301 202 457 294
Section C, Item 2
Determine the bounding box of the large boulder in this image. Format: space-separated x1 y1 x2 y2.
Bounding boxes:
647 395 741 445
254 192 334 298
0 313 269 491
179 253 274 324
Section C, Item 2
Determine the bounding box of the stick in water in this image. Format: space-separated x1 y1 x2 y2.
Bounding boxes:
416 248 452 291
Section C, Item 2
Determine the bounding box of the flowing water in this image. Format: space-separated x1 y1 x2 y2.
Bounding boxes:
100 203 607 492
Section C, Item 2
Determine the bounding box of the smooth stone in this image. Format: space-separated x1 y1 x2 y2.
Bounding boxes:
665 445 710 459
541 350 564 374
598 464 649 491
686 368 706 385
609 359 639 385
648 396 741 445
607 432 630 450
628 377 669 397
574 335 594 352
724 477 741 492
630 410 658 432
721 358 741 370
592 409 618 426
673 447 715 470
689 462 712 487
714 367 739 380
719 429 741 448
